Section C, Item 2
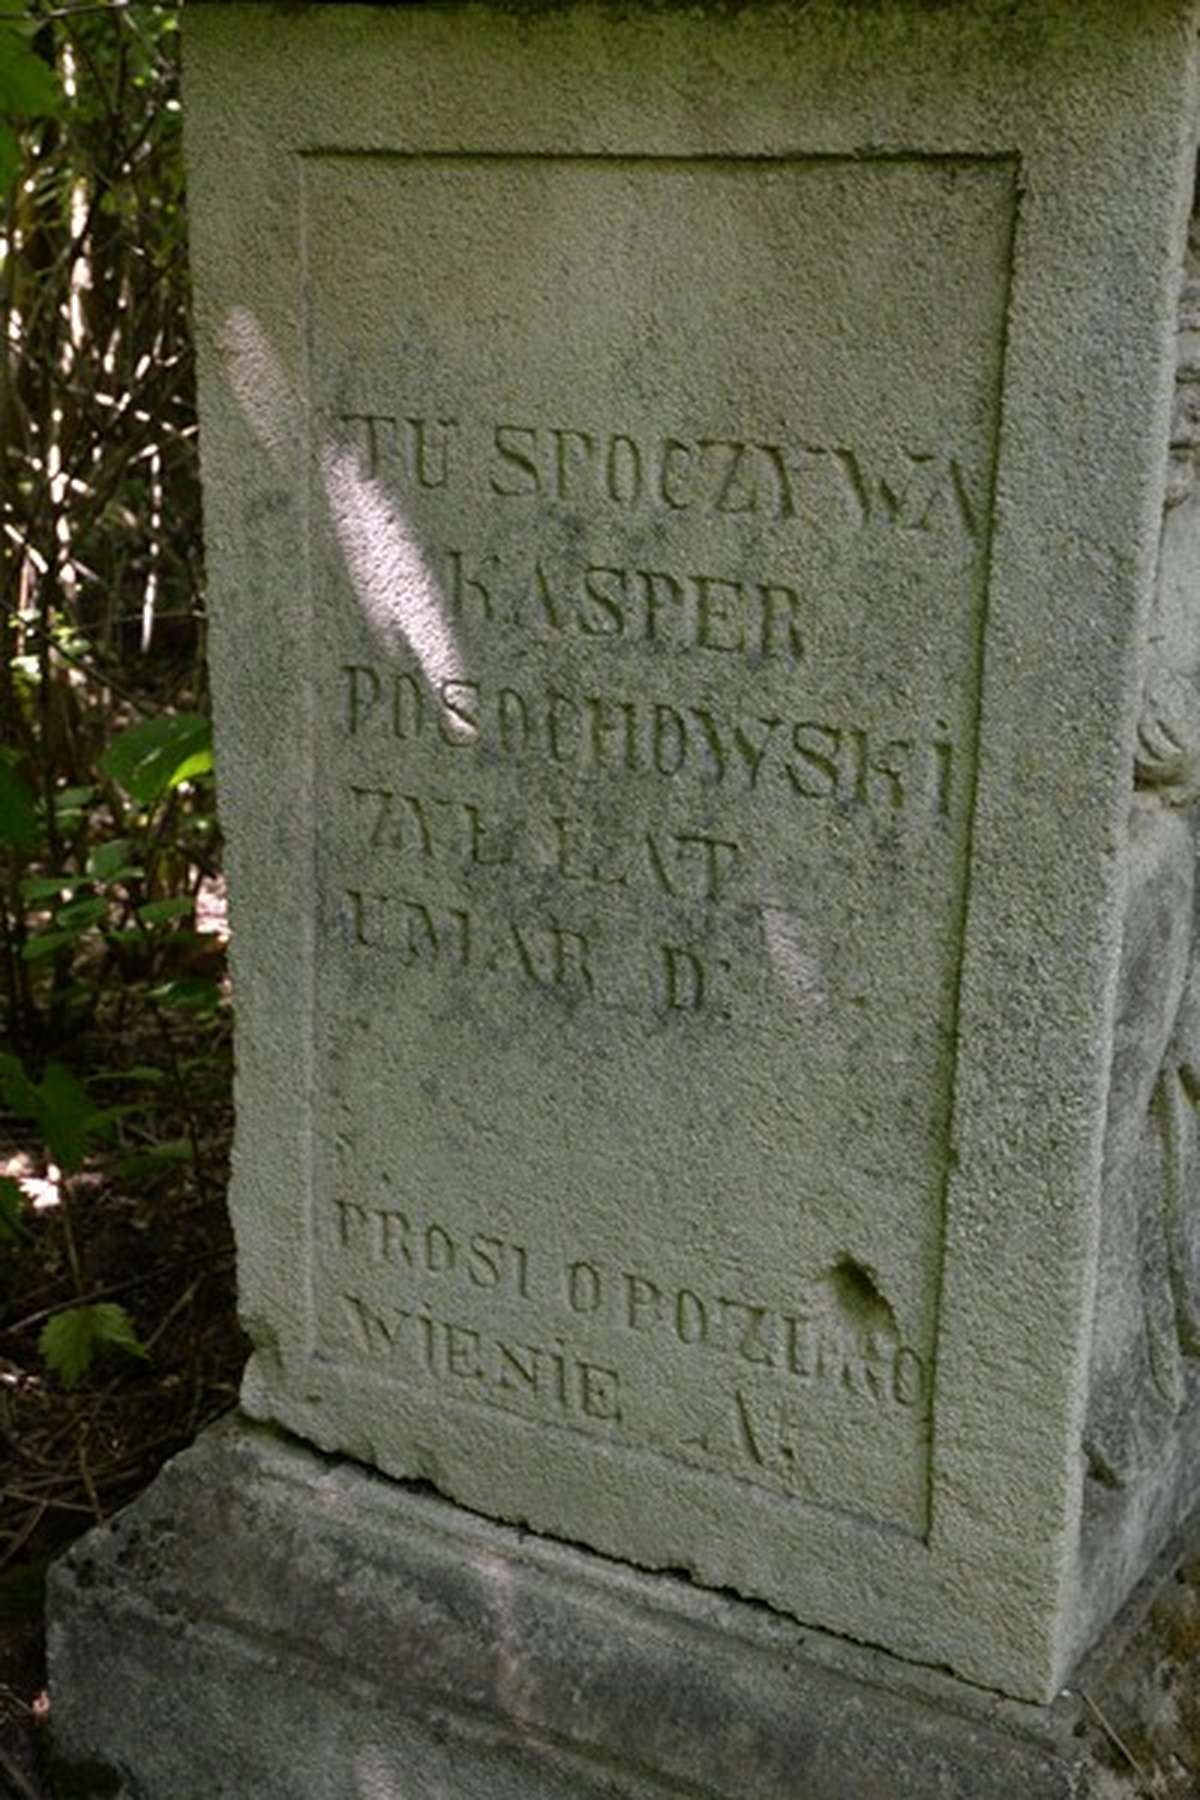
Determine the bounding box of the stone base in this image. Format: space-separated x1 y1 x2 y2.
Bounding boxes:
45 1417 1181 1799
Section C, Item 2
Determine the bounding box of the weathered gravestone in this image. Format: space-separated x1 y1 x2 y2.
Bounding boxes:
47 1 1200 1793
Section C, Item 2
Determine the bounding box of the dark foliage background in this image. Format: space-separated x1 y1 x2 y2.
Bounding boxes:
0 10 242 1788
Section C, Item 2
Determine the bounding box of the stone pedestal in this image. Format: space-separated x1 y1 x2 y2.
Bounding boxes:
45 1416 1183 1799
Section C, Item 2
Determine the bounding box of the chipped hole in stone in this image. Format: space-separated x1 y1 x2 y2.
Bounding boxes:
828 1256 898 1338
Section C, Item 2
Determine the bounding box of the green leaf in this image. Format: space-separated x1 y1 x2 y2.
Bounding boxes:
39 1303 148 1389
39 1310 96 1389
0 1176 27 1244
94 1302 149 1361
0 25 62 120
101 714 212 807
92 1065 167 1087
118 1138 194 1181
20 875 83 902
22 928 86 962
165 746 214 790
0 760 40 853
36 1061 96 1172
55 896 109 931
149 976 221 1013
53 786 96 829
0 1057 107 1171
87 838 138 881
0 1053 39 1117
138 897 193 925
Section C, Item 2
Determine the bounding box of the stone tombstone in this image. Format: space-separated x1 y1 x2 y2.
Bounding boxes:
182 0 1200 1705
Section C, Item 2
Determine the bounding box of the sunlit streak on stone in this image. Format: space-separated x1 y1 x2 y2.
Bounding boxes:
354 1745 434 1797
219 305 297 456
220 308 467 734
762 908 828 1013
321 443 467 730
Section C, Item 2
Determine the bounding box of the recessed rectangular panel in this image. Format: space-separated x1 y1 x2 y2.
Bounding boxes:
303 155 1013 1535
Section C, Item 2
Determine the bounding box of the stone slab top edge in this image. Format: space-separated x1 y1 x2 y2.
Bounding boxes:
40 1416 1129 1729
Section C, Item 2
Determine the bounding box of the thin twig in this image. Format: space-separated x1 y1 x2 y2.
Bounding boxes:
0 1739 46 1800
0 1488 95 1517
0 593 155 718
75 1428 104 1523
0 1498 46 1570
141 1275 199 1354
2 1246 233 1337
1078 1689 1157 1791
147 996 209 1198
0 4 140 18
55 1172 85 1300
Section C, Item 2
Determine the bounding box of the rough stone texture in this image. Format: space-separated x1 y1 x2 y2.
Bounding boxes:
1079 212 1200 1663
179 0 1200 1702
43 1417 1174 1800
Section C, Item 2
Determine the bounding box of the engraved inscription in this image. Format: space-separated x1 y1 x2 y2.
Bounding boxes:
340 1296 624 1426
334 1199 531 1298
304 153 1015 1531
559 1253 926 1410
443 547 809 661
324 1196 928 1499
346 785 741 903
340 663 956 811
341 887 735 1015
344 889 597 995
339 411 980 538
